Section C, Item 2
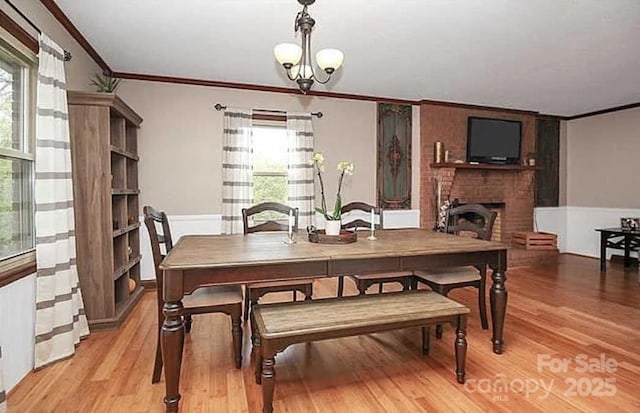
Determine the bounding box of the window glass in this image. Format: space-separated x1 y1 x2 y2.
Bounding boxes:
0 45 34 261
0 52 27 152
252 125 288 221
0 157 33 258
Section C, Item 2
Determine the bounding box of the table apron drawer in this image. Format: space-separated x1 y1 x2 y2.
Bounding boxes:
182 261 328 293
402 251 502 270
330 257 401 275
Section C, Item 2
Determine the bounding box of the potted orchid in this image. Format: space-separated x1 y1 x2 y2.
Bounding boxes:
310 152 354 236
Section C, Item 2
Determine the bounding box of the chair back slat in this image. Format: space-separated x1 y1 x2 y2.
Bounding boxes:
143 206 174 292
340 202 383 230
446 204 497 241
242 202 299 234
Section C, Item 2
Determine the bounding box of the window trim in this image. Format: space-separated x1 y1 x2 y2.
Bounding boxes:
0 147 35 160
0 25 38 287
253 171 287 178
0 249 36 288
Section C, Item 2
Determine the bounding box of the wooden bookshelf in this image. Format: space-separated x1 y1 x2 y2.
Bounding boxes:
68 92 143 330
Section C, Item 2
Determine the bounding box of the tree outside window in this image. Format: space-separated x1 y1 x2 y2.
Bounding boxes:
0 43 35 261
252 124 288 222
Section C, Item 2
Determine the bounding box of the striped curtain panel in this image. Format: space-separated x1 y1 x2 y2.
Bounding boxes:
221 109 253 234
0 346 5 413
286 113 315 229
34 34 89 368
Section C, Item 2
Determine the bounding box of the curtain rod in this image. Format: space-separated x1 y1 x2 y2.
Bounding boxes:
4 0 72 61
213 103 323 118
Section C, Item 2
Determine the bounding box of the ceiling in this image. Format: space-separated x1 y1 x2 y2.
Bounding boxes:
55 0 640 116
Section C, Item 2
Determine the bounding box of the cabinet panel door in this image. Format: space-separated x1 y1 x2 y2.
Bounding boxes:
377 104 412 209
536 118 560 207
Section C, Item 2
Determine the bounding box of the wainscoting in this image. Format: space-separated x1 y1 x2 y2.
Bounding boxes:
535 206 640 258
139 210 421 281
0 274 36 391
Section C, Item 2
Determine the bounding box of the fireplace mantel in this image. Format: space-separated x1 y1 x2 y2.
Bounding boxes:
430 162 539 171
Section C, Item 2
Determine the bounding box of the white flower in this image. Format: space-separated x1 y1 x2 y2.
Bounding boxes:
337 161 354 175
310 152 325 166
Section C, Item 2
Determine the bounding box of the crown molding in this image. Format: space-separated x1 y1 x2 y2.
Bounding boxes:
419 99 539 116
39 0 111 73
565 101 640 120
112 71 420 105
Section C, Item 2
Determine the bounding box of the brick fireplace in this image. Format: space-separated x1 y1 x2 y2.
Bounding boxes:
419 102 554 266
429 166 536 242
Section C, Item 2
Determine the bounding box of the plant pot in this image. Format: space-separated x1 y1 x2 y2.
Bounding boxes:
325 219 342 236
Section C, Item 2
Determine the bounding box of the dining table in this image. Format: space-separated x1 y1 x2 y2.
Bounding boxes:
159 228 509 412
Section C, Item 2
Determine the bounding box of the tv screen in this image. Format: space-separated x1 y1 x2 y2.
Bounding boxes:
466 117 522 165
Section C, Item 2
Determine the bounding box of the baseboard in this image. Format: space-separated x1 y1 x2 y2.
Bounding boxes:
140 279 156 290
6 370 30 399
560 252 599 260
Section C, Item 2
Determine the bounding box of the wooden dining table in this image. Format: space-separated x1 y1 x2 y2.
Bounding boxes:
159 228 508 412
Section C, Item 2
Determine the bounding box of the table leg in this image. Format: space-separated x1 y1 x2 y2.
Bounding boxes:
624 235 631 268
262 355 276 413
422 326 430 356
252 319 263 385
600 233 607 272
162 300 185 413
455 315 467 384
490 267 507 354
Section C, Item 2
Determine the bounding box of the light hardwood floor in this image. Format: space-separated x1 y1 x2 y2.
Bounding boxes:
7 255 640 412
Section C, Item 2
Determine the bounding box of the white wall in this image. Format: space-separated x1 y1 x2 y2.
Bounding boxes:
535 207 568 252
0 275 36 390
535 207 640 259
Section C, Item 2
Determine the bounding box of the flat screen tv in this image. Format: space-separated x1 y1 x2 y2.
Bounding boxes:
466 117 522 165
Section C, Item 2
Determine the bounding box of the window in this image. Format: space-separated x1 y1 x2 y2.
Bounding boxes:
0 38 35 262
252 123 288 220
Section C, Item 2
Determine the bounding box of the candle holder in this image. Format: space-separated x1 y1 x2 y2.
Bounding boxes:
284 232 297 245
366 228 377 241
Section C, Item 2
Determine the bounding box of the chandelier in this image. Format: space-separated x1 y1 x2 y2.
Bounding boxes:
274 0 344 93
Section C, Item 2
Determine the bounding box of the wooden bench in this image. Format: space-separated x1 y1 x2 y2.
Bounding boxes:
251 290 470 413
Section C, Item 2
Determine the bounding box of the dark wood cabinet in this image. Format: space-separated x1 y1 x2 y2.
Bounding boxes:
535 118 560 207
377 103 412 209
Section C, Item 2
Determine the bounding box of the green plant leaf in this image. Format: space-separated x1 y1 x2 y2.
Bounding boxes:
315 207 330 221
90 72 121 93
332 194 342 220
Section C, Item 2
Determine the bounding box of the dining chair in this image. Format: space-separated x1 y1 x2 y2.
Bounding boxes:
143 206 243 383
337 201 414 296
414 203 497 338
242 202 314 321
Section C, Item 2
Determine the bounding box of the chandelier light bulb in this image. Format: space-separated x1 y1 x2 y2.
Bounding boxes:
274 43 303 68
316 48 344 73
291 64 314 79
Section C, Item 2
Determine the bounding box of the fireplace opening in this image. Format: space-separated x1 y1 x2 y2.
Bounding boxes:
452 201 505 242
